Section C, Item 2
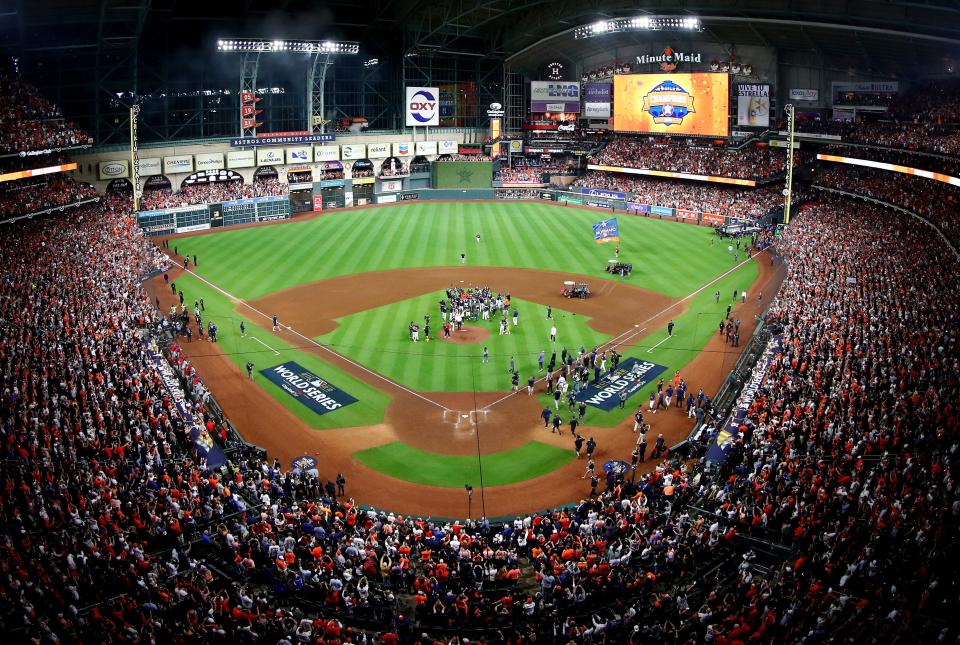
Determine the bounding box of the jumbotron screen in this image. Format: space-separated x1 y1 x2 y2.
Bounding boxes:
613 73 730 137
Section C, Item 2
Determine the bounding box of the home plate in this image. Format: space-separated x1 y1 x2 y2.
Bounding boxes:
461 414 469 418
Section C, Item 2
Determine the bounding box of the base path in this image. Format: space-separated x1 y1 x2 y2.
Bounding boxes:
147 253 783 518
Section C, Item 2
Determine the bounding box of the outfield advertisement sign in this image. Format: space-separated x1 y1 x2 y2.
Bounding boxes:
676 208 698 221
415 141 437 156
227 150 255 169
701 212 725 225
581 187 626 200
260 361 357 415
438 140 458 154
195 152 225 170
576 358 668 410
586 200 614 210
626 202 649 213
163 155 194 174
406 87 440 126
315 145 340 161
367 143 389 159
650 205 674 217
138 157 162 176
256 148 284 166
341 144 366 160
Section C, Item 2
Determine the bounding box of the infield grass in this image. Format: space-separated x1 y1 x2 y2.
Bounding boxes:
319 292 609 392
353 440 575 488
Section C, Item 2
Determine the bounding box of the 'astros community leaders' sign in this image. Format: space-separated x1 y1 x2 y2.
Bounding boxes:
260 361 358 415
576 358 668 410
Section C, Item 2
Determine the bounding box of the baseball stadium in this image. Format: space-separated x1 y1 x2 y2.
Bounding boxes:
1 1 958 642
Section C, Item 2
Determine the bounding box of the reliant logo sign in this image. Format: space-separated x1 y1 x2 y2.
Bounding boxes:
636 47 702 72
406 86 440 126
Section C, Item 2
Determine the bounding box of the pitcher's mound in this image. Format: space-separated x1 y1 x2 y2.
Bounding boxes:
439 325 491 345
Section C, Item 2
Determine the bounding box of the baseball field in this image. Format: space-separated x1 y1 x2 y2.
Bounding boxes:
153 201 782 517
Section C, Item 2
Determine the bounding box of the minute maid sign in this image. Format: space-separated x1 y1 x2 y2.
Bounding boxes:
261 361 358 415
576 358 668 411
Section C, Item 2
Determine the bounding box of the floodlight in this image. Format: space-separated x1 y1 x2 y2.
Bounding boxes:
217 39 360 55
574 15 701 39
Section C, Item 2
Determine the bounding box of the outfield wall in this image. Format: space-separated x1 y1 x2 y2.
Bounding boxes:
137 195 291 236
431 161 493 189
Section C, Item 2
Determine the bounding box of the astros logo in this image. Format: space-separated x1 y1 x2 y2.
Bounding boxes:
641 80 696 126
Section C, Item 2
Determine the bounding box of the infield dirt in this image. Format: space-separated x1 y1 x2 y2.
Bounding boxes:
148 251 784 518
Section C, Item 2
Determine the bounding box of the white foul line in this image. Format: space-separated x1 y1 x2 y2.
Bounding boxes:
646 335 671 353
480 250 768 411
251 336 280 355
169 260 451 412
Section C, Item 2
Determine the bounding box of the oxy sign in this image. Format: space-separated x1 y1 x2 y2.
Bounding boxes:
406 87 440 126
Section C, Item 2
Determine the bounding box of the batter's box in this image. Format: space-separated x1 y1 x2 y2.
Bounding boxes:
469 410 489 425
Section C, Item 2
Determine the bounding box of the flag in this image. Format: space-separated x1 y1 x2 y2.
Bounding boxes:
592 218 620 244
240 92 263 104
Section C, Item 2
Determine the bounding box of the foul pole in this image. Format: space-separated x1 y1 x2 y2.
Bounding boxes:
782 103 796 225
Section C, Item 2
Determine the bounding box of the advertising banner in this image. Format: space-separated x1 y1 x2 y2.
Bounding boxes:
143 341 226 468
626 202 650 213
313 195 323 211
260 361 358 416
735 83 770 127
581 187 626 200
706 336 782 463
576 358 668 411
584 102 611 118
586 200 614 209
438 140 458 154
650 205 675 217
613 73 730 136
817 153 960 188
415 140 437 156
314 145 339 161
531 81 580 112
380 179 403 192
788 88 818 101
163 155 194 174
230 133 335 147
194 152 225 170
137 157 162 176
377 194 398 204
586 164 756 187
676 208 698 221
351 177 375 185
256 148 284 166
341 144 366 160
584 82 612 102
285 147 312 164
226 150 255 169
701 212 725 225
592 218 619 244
399 192 419 201
98 160 129 180
367 143 390 159
392 142 413 157
405 86 440 126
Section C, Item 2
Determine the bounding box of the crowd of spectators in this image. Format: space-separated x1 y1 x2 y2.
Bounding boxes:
495 188 541 200
0 174 97 219
693 196 959 641
572 171 806 220
888 78 960 124
496 160 578 184
379 162 409 178
0 73 91 153
1 190 956 643
591 138 789 180
813 164 960 249
139 179 287 211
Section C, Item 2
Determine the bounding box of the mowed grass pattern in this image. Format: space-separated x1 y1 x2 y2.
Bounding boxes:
353 440 575 488
320 292 609 391
174 202 742 300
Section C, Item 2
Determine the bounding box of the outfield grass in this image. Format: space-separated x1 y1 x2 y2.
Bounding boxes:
173 202 743 300
319 291 609 391
170 272 392 428
353 440 575 487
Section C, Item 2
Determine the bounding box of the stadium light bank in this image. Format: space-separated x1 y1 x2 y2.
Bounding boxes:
574 16 701 39
217 39 360 55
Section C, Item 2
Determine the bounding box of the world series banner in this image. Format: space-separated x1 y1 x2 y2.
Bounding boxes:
614 73 729 136
577 358 668 410
261 361 358 416
592 218 620 244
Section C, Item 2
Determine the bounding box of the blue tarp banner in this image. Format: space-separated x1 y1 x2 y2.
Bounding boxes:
576 358 668 410
260 361 358 416
592 217 620 244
